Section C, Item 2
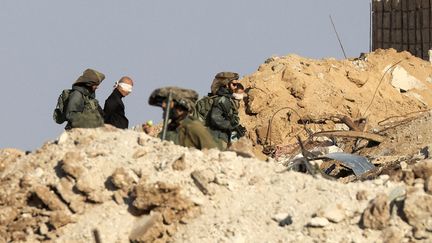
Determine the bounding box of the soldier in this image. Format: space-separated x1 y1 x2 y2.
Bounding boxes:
148 87 219 150
65 68 105 129
103 76 134 129
208 74 246 149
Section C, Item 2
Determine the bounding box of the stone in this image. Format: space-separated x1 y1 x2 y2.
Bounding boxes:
38 223 49 235
356 190 368 201
75 173 98 194
133 149 147 159
403 191 432 232
0 206 18 225
57 131 69 145
381 226 404 243
191 170 215 196
271 63 285 73
402 170 415 186
272 213 293 226
61 152 85 179
425 176 432 194
228 137 255 158
361 193 390 230
129 214 166 243
307 217 329 227
33 185 68 211
110 167 138 190
172 154 187 171
390 66 425 92
317 204 346 223
412 160 432 180
49 211 74 229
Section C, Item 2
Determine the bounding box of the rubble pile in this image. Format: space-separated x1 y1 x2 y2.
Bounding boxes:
239 49 432 154
1 49 432 242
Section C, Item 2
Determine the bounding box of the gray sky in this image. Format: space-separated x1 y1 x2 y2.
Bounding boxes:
0 0 370 151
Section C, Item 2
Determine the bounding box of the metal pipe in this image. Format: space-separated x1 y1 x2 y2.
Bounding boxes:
161 92 173 140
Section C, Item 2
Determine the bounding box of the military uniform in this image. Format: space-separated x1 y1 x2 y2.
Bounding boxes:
149 87 219 150
208 86 241 148
65 69 105 129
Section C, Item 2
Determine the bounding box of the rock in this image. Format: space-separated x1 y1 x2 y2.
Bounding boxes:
191 170 215 196
317 204 346 223
0 206 18 225
49 211 74 229
38 222 49 235
172 154 187 171
55 178 86 214
412 160 432 180
390 66 425 92
272 213 293 226
356 190 368 201
307 217 329 227
110 167 138 190
361 193 390 230
402 170 415 186
33 185 68 211
61 152 85 179
57 131 69 145
129 213 167 243
228 137 255 158
381 226 404 243
347 70 368 87
133 149 147 159
403 191 432 233
271 63 285 73
425 176 432 194
75 173 98 194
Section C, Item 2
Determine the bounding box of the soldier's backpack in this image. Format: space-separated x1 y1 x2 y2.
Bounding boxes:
53 89 72 124
194 95 218 124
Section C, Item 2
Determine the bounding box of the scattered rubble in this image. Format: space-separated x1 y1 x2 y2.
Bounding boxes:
1 49 432 242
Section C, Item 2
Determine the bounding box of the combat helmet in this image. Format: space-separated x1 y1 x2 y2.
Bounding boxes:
148 86 199 112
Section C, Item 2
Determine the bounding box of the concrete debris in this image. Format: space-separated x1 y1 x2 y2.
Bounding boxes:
403 191 432 234
361 193 390 230
307 217 330 227
317 204 346 223
4 50 432 242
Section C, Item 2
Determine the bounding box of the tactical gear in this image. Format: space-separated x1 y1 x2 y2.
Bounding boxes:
210 72 239 95
194 95 218 124
208 87 242 143
64 85 104 129
148 87 198 112
215 72 239 80
74 68 105 86
53 89 73 124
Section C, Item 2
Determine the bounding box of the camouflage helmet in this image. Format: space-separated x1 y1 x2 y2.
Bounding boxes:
210 71 239 95
74 68 105 86
148 87 199 111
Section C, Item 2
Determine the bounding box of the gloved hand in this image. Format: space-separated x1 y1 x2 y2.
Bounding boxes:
235 125 247 137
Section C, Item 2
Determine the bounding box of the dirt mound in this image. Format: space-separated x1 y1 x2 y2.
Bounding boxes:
239 49 432 154
0 125 430 242
1 49 432 242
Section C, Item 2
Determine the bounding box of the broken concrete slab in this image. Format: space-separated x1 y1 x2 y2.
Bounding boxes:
361 193 390 230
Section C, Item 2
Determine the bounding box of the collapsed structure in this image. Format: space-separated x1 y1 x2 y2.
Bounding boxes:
1 49 432 242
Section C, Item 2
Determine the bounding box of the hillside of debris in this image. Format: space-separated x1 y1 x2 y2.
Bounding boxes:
239 49 432 156
1 49 432 242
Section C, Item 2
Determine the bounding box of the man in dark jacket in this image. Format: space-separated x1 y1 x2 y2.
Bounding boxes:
103 76 134 129
208 76 246 149
65 68 105 129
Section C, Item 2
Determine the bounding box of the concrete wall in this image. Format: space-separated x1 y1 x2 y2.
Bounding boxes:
372 0 432 59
